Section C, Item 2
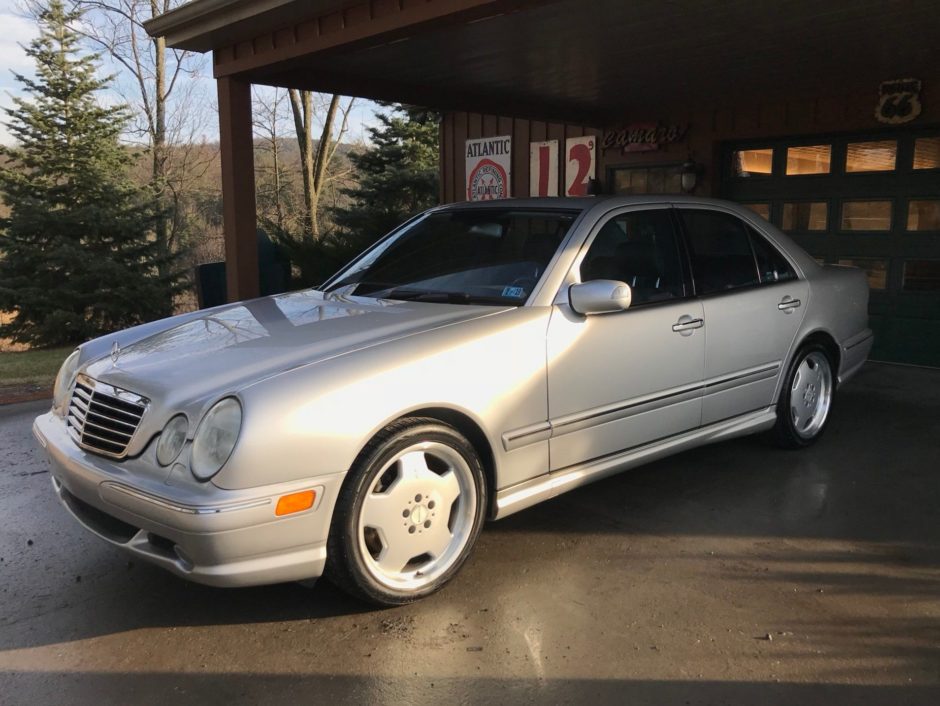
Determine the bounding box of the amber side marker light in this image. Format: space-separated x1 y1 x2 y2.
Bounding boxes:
276 490 316 516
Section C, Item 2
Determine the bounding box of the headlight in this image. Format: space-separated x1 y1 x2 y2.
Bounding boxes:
156 415 189 466
190 398 242 481
53 349 81 412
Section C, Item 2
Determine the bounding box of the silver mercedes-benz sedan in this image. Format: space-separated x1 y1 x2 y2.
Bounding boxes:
34 196 872 605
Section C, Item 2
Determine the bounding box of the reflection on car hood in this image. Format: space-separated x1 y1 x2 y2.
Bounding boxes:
83 289 509 403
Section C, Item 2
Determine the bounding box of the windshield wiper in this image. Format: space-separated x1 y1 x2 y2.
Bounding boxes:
385 288 513 305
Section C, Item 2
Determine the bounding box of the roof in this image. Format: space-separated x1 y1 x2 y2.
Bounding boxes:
143 0 330 52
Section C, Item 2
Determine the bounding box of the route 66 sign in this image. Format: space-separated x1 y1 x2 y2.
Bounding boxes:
875 78 922 124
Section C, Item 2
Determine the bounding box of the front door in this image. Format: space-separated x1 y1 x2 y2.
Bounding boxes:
677 207 809 425
546 206 705 472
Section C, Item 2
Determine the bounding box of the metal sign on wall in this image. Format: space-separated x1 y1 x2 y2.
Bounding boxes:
529 140 559 197
565 136 596 196
875 78 922 124
466 136 512 201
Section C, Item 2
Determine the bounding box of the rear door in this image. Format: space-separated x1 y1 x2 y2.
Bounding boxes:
678 207 809 425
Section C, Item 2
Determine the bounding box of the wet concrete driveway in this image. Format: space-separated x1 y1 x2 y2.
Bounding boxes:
0 363 938 705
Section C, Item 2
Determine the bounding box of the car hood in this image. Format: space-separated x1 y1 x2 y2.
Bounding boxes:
83 289 509 405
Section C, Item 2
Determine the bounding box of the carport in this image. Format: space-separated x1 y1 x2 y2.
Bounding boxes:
146 0 940 365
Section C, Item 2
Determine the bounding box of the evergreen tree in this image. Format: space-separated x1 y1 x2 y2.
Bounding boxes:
332 104 440 254
0 0 181 347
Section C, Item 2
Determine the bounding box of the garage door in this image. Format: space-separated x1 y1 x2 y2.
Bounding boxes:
721 129 940 367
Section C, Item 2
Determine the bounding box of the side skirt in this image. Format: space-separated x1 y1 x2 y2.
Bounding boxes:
493 406 777 520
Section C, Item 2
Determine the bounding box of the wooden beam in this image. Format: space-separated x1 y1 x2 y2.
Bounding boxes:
217 76 260 303
212 0 525 78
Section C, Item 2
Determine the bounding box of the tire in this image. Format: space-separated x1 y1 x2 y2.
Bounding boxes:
771 344 836 449
325 418 487 606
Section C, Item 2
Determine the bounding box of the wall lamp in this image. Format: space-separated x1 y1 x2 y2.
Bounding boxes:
680 158 702 193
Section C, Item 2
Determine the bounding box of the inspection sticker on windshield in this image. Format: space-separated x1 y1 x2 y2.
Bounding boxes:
502 286 526 298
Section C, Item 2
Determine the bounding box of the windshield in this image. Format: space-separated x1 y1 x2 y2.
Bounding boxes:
325 208 579 305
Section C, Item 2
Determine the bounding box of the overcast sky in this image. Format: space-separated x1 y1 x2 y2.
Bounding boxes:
0 0 379 146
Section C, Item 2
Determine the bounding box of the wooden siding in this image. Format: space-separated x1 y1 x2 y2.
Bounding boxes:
440 112 601 203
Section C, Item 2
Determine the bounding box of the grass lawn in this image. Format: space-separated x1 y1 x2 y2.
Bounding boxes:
0 346 73 387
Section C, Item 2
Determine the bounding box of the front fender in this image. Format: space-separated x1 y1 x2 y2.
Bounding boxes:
213 307 552 492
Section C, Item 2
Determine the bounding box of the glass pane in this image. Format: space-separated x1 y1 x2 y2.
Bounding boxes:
613 167 683 195
733 148 773 177
680 210 759 293
907 200 940 231
913 137 940 169
838 258 887 290
845 140 898 172
742 203 770 220
664 172 683 194
750 230 796 284
903 260 940 291
841 201 892 231
581 210 686 304
630 169 649 194
782 202 827 231
786 145 831 175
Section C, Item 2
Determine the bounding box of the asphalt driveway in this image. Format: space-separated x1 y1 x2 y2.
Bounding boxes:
0 363 937 705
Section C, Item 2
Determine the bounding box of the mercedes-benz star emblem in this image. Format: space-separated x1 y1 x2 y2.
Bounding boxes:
110 341 121 365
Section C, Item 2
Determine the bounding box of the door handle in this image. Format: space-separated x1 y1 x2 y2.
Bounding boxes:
778 296 802 313
672 316 704 335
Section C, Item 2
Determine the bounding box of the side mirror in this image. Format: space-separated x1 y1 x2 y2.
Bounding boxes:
568 280 632 315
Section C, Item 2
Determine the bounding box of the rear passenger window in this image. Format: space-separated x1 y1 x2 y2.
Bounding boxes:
750 231 797 283
680 210 759 294
580 209 686 306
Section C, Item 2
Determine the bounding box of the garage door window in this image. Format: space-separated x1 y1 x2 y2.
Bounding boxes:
913 137 940 170
782 202 828 231
906 200 940 231
845 140 898 172
841 200 893 231
838 258 888 290
742 203 770 220
786 145 831 175
902 261 940 291
733 149 773 177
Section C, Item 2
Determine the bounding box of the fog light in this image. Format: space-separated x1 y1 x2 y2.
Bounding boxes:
276 490 316 516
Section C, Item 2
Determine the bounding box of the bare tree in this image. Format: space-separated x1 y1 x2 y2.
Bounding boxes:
287 89 355 238
253 86 293 236
62 0 214 259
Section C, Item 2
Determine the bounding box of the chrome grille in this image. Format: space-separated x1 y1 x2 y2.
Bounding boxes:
66 375 148 459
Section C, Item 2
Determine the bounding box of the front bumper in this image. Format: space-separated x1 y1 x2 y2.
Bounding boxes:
33 411 345 587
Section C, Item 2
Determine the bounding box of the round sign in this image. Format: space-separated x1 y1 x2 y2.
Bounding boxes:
468 158 507 201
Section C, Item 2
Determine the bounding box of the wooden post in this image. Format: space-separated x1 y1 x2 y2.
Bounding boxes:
217 76 259 302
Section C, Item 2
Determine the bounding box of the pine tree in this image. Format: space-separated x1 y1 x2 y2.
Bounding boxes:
332 104 440 254
0 0 181 347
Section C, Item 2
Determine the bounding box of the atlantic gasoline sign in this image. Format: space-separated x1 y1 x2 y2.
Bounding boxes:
466 136 512 201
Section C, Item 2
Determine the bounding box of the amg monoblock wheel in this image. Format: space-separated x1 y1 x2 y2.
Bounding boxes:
772 344 835 448
325 418 486 606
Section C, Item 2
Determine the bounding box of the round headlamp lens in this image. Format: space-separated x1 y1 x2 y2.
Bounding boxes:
53 350 81 410
156 415 188 466
191 398 242 481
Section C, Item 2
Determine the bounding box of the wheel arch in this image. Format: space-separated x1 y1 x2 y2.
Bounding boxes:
777 328 841 404
797 329 841 373
347 405 499 520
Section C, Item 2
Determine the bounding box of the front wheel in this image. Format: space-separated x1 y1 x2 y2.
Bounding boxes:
771 345 835 448
325 418 486 606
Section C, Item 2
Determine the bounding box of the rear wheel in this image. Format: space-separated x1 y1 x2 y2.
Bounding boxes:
325 418 486 606
771 344 835 448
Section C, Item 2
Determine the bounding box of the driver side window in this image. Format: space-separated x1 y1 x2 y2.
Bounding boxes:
580 209 687 306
